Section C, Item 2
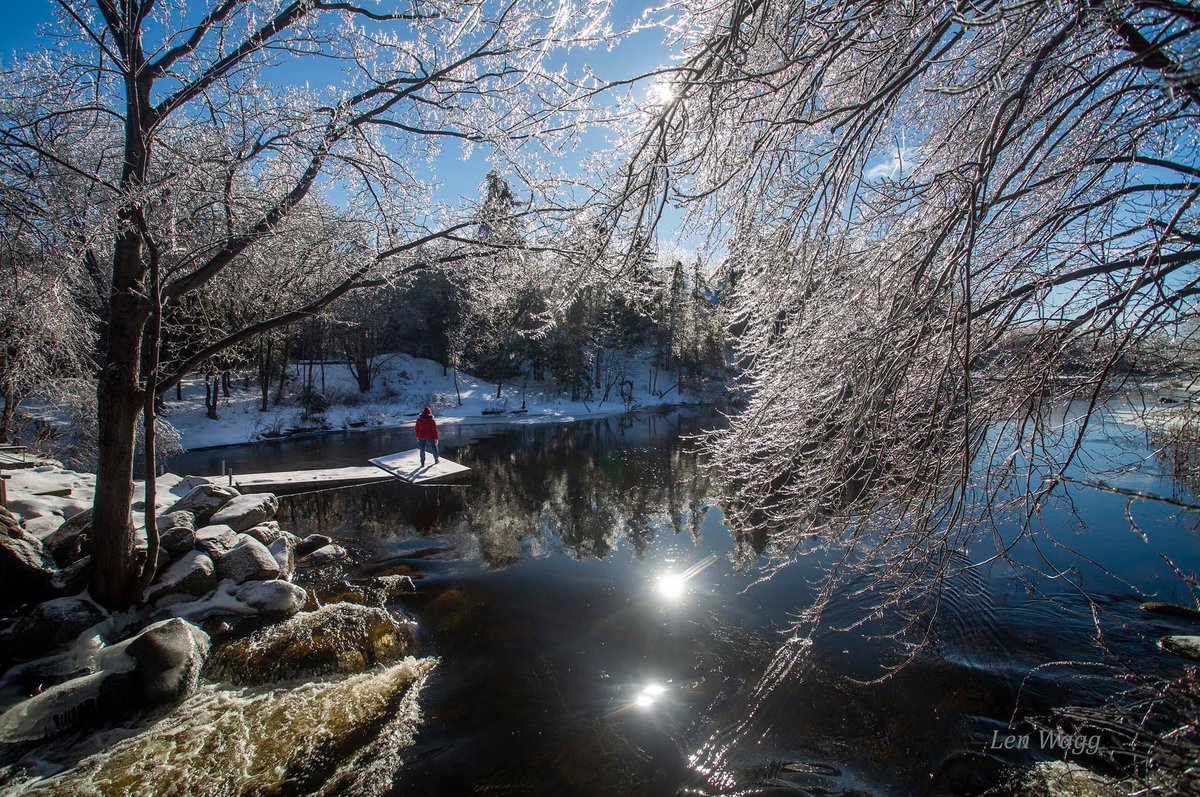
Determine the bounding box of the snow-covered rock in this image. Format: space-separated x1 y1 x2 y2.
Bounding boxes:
193 524 238 560
234 579 307 615
0 617 209 742
40 509 91 566
144 551 218 605
160 525 196 557
0 595 106 663
164 483 239 524
1159 635 1200 660
0 518 62 605
268 536 295 580
296 533 333 557
156 511 196 556
209 493 278 532
215 536 280 584
299 543 348 568
206 602 415 686
242 520 300 548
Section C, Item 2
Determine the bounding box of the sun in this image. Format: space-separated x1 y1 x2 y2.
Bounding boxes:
647 78 675 106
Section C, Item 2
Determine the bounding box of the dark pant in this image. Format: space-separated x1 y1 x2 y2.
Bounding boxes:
419 439 439 465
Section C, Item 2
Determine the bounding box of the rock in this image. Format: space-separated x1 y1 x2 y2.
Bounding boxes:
1141 602 1200 620
1019 761 1124 797
209 493 279 532
206 602 416 685
0 522 62 605
242 521 300 548
0 617 209 742
144 551 218 605
235 579 307 615
268 537 295 580
1159 635 1200 660
0 595 107 663
299 543 347 568
164 484 239 525
157 511 196 556
216 536 280 584
296 534 333 557
0 505 22 537
159 525 196 557
103 617 210 705
40 509 92 567
193 524 238 560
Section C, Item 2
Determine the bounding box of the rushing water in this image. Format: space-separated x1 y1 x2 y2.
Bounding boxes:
165 405 1198 795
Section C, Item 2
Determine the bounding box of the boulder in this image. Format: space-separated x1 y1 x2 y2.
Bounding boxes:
0 595 107 663
296 534 333 557
0 522 62 605
299 544 347 568
206 602 416 685
1159 635 1200 660
234 579 307 615
40 508 92 567
216 536 280 584
194 524 238 560
160 525 196 557
209 493 278 532
0 617 209 742
268 537 295 580
0 505 22 537
164 484 239 525
157 511 196 556
242 521 300 548
144 551 218 606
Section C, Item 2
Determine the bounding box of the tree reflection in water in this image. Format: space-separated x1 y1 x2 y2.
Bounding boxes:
276 409 727 568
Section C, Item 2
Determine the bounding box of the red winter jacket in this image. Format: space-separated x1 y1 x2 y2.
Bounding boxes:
415 415 438 441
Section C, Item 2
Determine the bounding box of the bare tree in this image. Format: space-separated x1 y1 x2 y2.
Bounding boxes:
1 0 615 607
613 0 1200 601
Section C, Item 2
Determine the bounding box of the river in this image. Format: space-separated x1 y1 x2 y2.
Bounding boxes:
95 404 1200 794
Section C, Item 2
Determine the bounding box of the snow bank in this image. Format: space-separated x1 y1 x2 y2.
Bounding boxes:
161 351 714 450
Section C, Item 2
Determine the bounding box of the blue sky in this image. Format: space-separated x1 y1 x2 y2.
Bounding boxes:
0 0 671 211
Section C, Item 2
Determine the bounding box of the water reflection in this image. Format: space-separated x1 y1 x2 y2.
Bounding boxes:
165 406 1200 796
276 412 721 569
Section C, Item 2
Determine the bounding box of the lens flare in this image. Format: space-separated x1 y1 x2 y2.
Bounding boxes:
634 683 667 709
653 555 719 602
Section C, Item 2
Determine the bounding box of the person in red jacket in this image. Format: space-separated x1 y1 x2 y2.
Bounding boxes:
415 406 439 466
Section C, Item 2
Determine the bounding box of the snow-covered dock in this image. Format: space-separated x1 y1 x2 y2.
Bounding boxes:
213 466 395 494
210 453 472 494
369 449 472 484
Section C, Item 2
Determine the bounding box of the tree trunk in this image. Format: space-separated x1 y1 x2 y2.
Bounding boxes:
205 371 219 419
259 336 273 412
275 339 289 405
0 345 14 441
176 380 182 401
91 56 154 608
222 369 231 399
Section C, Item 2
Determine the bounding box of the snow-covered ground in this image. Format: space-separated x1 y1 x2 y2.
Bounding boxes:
5 467 195 538
164 352 714 450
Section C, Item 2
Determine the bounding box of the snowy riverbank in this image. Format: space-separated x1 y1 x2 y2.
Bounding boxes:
164 352 718 450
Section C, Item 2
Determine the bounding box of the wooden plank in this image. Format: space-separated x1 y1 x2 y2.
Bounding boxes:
369 449 471 484
0 452 34 469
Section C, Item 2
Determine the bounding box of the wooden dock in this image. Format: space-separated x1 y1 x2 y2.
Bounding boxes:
213 459 469 494
216 466 396 494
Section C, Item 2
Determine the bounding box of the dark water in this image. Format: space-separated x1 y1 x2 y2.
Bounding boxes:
169 405 1200 796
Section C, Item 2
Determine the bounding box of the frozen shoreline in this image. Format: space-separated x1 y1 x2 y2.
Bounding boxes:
161 352 720 451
